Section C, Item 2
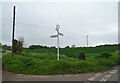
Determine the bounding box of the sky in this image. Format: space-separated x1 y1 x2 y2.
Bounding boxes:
1 0 119 48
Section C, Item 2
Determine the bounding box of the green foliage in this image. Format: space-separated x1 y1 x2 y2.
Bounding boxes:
118 52 120 65
101 52 112 58
2 49 6 53
65 46 70 48
2 45 11 50
2 44 118 75
71 44 75 48
25 45 118 58
95 52 112 59
0 42 2 48
13 37 24 54
2 51 118 75
29 45 49 49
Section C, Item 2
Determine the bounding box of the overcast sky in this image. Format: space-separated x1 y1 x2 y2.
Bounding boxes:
1 1 118 47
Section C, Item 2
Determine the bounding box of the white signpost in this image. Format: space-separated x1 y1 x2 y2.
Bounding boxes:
50 25 63 60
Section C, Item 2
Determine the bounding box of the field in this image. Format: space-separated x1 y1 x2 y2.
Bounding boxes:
2 45 119 75
25 45 118 57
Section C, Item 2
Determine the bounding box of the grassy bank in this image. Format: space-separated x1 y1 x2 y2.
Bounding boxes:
2 52 118 75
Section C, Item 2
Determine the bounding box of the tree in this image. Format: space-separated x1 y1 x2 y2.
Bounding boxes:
17 37 24 54
13 37 24 54
29 45 49 49
51 46 56 48
71 44 75 48
65 46 70 48
2 45 11 50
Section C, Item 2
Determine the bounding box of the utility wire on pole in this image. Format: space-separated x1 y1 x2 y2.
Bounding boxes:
12 6 16 56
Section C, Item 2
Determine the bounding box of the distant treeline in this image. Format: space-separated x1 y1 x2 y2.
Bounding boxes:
96 44 118 47
1 44 118 50
29 45 56 49
2 45 12 50
28 44 118 49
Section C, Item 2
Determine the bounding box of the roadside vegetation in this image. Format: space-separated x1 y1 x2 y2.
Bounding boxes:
2 44 119 75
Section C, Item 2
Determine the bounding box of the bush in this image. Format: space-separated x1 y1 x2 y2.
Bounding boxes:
95 52 112 59
102 52 112 58
2 49 6 53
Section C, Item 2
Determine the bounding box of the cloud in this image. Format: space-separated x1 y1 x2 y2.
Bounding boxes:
2 2 118 47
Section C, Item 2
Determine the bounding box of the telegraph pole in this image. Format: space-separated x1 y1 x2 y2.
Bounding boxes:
12 6 16 56
86 36 88 47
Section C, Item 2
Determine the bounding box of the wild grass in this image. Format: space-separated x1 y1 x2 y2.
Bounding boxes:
2 51 118 75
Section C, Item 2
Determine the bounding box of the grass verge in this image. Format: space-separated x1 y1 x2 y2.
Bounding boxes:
2 52 118 75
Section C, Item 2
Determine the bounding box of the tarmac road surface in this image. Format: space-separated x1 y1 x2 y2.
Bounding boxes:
2 66 119 82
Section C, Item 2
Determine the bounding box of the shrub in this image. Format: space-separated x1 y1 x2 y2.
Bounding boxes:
95 52 112 59
102 52 112 58
2 49 6 53
13 37 24 54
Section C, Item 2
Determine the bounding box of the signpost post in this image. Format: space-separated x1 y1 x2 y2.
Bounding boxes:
50 25 63 60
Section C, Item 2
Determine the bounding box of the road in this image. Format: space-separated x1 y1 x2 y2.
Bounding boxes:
2 66 119 82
